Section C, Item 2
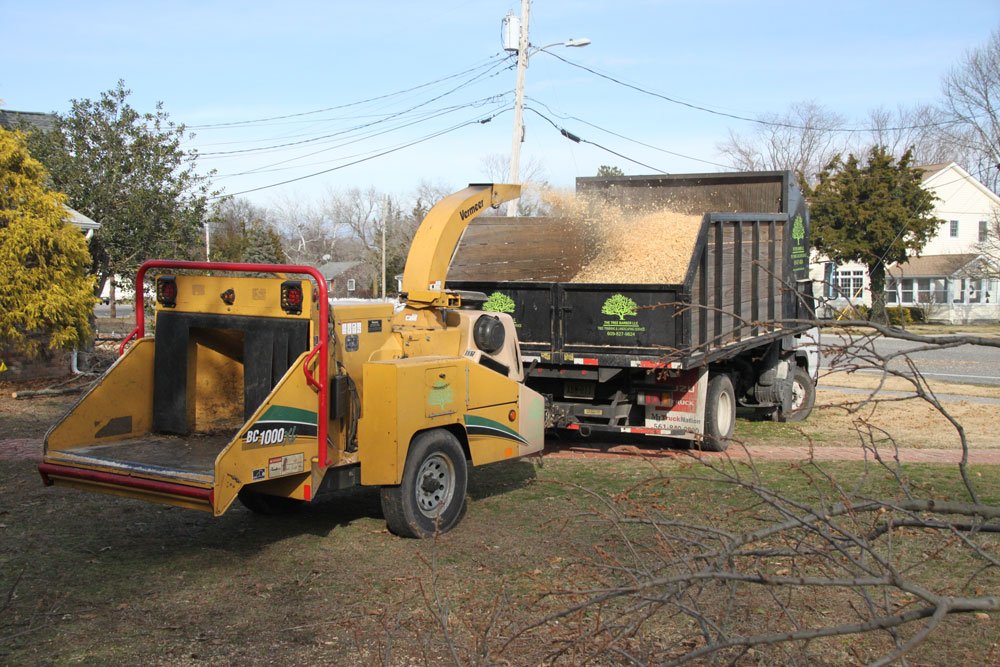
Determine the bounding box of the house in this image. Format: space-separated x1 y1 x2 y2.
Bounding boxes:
65 206 100 239
0 109 57 132
316 261 374 299
886 253 998 324
818 162 1000 323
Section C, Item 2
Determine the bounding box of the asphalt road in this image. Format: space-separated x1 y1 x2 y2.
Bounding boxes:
820 332 1000 386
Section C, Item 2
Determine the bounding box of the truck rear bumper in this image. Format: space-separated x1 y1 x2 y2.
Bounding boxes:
38 462 214 512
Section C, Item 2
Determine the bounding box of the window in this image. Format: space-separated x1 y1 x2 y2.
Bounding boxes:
981 220 989 243
886 278 898 304
953 278 992 304
949 220 959 238
827 268 865 301
891 278 949 305
346 278 356 292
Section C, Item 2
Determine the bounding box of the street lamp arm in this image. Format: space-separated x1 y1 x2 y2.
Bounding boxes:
528 38 592 58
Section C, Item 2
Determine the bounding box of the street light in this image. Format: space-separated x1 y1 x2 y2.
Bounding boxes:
505 1 590 216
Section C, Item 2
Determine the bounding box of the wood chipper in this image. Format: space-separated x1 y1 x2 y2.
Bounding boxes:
39 184 545 537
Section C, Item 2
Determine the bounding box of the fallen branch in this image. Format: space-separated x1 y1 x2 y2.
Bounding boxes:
12 385 88 400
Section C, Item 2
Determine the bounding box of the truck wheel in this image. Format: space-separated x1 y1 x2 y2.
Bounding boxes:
777 365 816 423
702 374 735 452
380 429 468 538
237 488 305 515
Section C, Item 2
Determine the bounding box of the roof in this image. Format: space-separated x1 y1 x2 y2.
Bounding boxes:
0 109 57 132
316 261 362 279
64 206 100 232
916 163 951 181
917 161 1000 206
888 253 980 278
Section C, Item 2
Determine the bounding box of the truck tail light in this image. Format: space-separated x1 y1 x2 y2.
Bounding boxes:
281 280 303 314
156 276 177 308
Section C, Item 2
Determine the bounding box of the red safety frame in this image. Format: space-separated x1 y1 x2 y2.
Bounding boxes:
120 260 332 468
38 462 214 504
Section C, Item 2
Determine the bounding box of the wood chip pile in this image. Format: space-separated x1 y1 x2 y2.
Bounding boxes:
543 191 703 284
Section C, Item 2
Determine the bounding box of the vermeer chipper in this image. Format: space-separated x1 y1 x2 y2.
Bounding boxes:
39 184 544 537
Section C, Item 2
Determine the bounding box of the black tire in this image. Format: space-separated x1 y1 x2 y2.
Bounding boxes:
237 487 305 515
702 373 735 452
778 365 816 423
380 429 468 538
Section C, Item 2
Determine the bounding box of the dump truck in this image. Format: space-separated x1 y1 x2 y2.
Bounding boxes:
449 171 819 450
39 184 545 537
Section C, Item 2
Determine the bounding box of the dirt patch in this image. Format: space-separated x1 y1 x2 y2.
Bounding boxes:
821 369 1000 399
807 386 999 450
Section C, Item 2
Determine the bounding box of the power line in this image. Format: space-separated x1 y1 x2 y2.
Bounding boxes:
197 60 512 157
526 96 733 170
210 108 506 199
545 51 967 134
187 54 509 130
524 106 667 173
212 96 510 179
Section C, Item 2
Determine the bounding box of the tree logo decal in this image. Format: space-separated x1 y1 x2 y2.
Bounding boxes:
483 291 515 314
790 215 808 274
601 294 638 320
792 215 805 243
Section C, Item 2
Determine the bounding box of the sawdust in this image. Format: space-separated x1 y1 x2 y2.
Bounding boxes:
542 191 703 284
570 209 702 284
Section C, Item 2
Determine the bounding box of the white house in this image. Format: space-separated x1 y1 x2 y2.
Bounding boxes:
818 162 1000 323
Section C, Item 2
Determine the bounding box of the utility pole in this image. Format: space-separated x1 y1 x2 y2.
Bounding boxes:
507 0 530 217
204 222 211 261
381 196 388 299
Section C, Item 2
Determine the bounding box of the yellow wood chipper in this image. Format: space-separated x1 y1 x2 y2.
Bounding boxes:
39 184 544 537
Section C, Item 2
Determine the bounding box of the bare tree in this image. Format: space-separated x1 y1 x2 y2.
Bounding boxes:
320 187 420 295
853 104 963 167
479 152 551 216
716 101 847 185
974 205 1000 278
939 28 1000 194
271 196 342 266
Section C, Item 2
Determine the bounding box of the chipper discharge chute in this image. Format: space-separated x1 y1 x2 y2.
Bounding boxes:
39 184 546 537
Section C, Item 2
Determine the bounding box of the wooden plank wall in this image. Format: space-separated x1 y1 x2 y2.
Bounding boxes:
448 217 591 282
690 217 787 350
582 180 784 216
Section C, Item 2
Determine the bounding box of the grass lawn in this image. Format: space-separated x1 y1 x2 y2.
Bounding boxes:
2 454 996 666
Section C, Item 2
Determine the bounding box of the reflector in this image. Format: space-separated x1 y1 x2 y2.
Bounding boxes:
281 280 303 315
156 276 177 308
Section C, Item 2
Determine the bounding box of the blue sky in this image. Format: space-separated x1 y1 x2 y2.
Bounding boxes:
3 0 998 208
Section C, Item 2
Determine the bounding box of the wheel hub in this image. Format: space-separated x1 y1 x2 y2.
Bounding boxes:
791 380 805 410
415 453 455 517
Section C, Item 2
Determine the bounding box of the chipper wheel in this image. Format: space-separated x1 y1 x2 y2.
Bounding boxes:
701 373 735 452
380 429 468 538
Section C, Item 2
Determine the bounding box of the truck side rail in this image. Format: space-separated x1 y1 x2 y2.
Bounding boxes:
122 259 333 468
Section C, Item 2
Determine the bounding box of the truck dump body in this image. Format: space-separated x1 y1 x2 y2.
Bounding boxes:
450 171 812 366
449 171 816 442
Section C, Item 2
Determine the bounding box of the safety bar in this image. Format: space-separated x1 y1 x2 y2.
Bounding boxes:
122 260 332 468
39 462 214 504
